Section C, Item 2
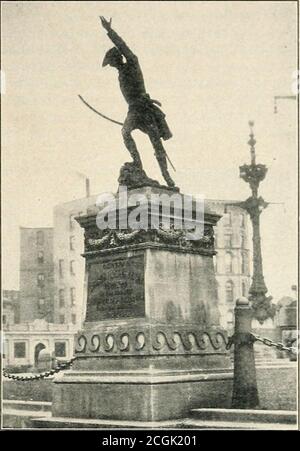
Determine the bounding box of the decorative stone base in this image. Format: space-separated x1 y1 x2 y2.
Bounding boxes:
47 186 232 423
51 367 233 422
49 319 232 422
51 321 233 422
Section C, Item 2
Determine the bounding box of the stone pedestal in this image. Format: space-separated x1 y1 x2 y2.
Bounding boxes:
48 187 233 425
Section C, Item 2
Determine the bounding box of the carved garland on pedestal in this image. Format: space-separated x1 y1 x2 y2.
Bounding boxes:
85 225 215 252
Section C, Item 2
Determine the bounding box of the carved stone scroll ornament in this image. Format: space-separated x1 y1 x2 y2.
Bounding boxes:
74 327 228 356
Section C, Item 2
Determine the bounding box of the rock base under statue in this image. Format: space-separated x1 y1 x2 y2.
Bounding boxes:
118 161 179 191
34 187 233 427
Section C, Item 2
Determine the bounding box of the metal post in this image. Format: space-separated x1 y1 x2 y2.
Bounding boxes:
232 297 259 409
238 121 274 324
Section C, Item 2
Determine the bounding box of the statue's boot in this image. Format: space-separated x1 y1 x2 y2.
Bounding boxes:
148 131 176 188
155 152 176 188
130 150 143 169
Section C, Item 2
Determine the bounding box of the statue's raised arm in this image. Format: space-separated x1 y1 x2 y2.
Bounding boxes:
100 16 137 61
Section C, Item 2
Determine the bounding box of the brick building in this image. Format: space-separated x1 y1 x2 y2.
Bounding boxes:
19 227 54 323
209 200 251 329
53 195 98 326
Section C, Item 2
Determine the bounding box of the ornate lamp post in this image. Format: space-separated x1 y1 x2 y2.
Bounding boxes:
238 121 275 323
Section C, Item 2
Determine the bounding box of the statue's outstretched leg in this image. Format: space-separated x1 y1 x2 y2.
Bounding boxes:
121 117 143 169
148 128 175 188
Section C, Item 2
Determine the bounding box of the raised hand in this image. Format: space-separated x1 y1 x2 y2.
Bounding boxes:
100 16 112 31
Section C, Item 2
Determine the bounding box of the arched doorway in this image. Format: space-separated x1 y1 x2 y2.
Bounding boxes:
34 343 46 367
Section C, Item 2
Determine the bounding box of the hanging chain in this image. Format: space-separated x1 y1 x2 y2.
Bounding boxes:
251 333 298 355
2 357 77 382
226 332 298 355
3 332 298 382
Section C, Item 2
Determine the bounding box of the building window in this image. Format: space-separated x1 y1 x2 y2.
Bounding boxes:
223 211 232 226
37 273 45 287
242 281 248 297
70 236 75 251
36 231 44 246
70 288 76 306
14 342 26 358
241 252 248 274
241 234 245 249
239 213 245 228
59 289 65 308
3 315 7 325
55 342 66 357
227 309 234 325
71 314 76 325
69 214 76 230
59 259 64 278
225 252 233 274
59 314 65 324
37 251 44 264
224 234 232 248
70 260 75 275
225 281 234 303
38 298 45 309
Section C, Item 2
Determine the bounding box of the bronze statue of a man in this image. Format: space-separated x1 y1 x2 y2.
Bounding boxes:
100 17 175 188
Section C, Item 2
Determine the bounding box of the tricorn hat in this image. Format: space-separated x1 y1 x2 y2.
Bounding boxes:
102 47 122 67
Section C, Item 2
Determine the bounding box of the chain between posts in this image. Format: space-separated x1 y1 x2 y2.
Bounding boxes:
226 333 298 355
2 357 77 382
3 333 297 382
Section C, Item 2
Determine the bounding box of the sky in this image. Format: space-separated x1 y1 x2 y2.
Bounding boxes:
1 1 298 300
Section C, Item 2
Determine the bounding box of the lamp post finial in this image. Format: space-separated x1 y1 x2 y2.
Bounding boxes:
248 121 256 165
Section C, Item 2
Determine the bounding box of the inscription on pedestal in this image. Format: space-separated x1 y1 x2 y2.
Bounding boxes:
86 254 145 321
